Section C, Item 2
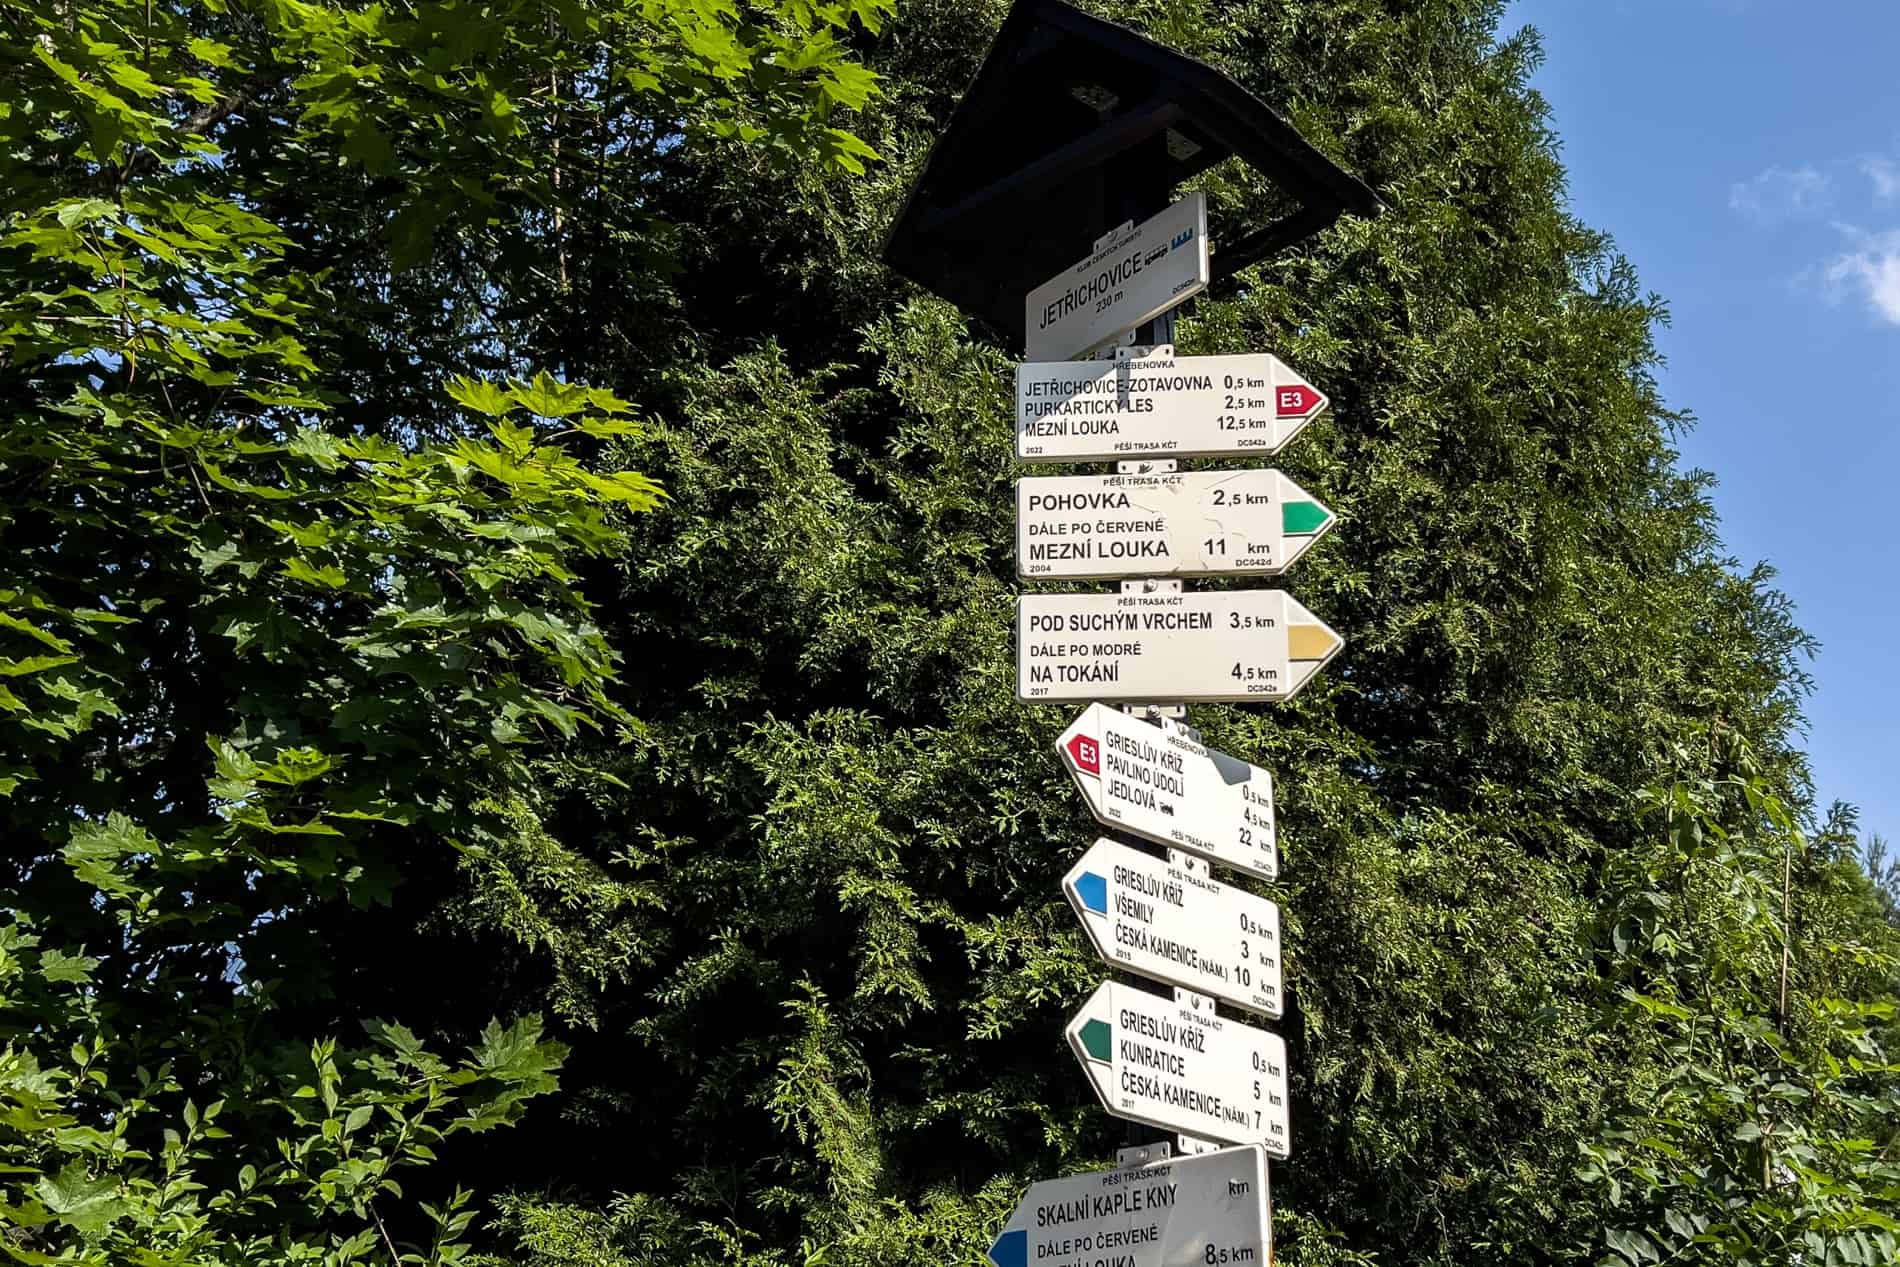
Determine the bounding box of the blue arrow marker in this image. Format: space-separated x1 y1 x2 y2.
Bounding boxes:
1074 870 1107 915
989 1230 1027 1267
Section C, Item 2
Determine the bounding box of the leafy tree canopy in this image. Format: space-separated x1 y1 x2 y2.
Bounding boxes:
2 0 1894 1265
0 0 884 1258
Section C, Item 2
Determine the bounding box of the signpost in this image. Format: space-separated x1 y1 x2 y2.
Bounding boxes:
1017 468 1332 581
1017 346 1328 462
1066 980 1290 1156
1056 704 1277 879
984 1144 1269 1267
1064 838 1283 1017
883 8 1396 1253
1019 589 1342 704
1024 194 1209 362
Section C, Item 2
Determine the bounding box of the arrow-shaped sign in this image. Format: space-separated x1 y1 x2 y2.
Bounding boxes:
1019 589 1343 704
1016 468 1334 581
1067 980 1290 1155
985 1144 1269 1267
1064 839 1283 1017
1017 345 1328 462
1057 704 1277 879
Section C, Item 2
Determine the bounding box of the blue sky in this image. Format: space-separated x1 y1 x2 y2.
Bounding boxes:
1500 1 1900 844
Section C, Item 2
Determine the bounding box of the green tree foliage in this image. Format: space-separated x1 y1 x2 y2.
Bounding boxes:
2 927 563 1265
0 0 885 1259
5 0 1894 1264
1582 745 1900 1267
435 2 1894 1266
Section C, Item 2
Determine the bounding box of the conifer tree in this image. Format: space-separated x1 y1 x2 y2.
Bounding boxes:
459 4 1897 1266
6 0 1892 1264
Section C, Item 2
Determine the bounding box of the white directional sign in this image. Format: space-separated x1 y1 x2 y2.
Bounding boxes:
984 1145 1269 1267
1067 981 1290 1155
1024 194 1208 362
1057 704 1277 880
1016 469 1334 581
1064 839 1283 1017
1019 589 1342 704
1017 346 1328 462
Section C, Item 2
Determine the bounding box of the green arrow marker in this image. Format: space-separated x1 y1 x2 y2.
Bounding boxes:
1078 1018 1112 1062
1281 499 1331 535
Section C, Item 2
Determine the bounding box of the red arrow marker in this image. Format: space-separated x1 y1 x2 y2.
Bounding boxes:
1275 383 1324 417
1065 731 1101 776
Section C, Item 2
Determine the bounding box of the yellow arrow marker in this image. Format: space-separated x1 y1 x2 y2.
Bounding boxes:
1286 622 1341 662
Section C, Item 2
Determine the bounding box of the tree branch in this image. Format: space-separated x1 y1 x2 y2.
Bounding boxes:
115 73 282 190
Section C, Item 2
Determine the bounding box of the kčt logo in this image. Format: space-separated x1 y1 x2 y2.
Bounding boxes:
1066 732 1101 776
1170 226 1195 251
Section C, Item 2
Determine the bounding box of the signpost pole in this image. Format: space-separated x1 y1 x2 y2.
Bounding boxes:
1168 852 1226 1158
1109 572 1188 1159
1096 308 1235 1160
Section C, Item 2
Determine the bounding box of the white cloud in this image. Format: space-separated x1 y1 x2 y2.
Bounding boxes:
1862 157 1900 205
1735 156 1900 326
1822 227 1900 325
1729 164 1831 221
